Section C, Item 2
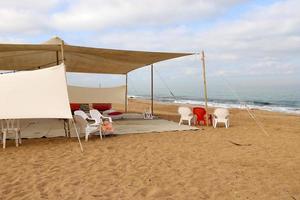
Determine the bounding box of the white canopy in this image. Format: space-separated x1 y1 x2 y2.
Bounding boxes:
68 85 126 104
0 64 72 119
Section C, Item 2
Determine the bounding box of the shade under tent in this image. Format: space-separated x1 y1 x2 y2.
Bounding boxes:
0 37 209 151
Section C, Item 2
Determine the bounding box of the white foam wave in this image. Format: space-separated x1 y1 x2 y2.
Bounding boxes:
173 99 300 115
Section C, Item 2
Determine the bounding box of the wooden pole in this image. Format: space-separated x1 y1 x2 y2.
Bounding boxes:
58 47 69 137
60 41 65 63
201 51 209 126
151 64 154 115
56 51 59 65
60 40 70 136
125 74 128 112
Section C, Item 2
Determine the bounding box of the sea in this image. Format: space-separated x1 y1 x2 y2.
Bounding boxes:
128 84 300 115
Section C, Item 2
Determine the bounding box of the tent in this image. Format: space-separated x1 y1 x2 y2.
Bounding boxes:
0 64 83 151
0 37 209 150
0 37 192 74
0 64 71 119
0 36 198 113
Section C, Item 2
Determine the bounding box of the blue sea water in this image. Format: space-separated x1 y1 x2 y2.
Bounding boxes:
129 84 300 115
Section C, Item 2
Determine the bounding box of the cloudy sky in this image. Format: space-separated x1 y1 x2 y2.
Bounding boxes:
0 0 299 98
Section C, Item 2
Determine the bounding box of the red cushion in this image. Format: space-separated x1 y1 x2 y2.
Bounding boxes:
70 103 81 111
108 112 123 116
92 103 112 111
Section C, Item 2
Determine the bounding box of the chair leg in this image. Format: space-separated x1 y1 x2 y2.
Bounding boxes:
3 133 6 149
213 120 217 128
15 132 19 147
179 118 182 125
188 119 191 126
85 133 89 141
225 120 229 128
99 129 102 140
18 131 22 144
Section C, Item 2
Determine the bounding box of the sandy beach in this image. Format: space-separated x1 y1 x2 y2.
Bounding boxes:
1 99 300 200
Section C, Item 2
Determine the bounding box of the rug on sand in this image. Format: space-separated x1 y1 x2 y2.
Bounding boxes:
11 118 198 139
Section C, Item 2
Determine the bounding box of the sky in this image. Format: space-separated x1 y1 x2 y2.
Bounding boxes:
0 0 299 99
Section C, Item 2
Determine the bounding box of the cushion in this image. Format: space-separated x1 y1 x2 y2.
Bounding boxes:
70 103 81 111
92 103 112 111
108 111 123 116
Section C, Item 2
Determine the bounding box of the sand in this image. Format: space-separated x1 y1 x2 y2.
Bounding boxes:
1 99 300 200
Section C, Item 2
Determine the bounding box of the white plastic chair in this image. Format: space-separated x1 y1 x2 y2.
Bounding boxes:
213 108 230 128
73 115 102 141
1 119 21 149
74 110 95 121
90 109 112 126
178 107 193 126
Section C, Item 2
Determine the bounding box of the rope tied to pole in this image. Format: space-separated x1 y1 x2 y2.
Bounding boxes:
154 68 177 100
220 76 270 136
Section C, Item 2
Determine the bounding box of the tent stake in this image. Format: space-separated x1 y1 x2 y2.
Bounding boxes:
125 74 128 112
201 51 209 126
151 64 154 115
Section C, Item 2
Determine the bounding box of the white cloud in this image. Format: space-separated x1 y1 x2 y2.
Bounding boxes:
86 0 300 60
200 0 300 53
194 0 300 76
0 0 59 34
88 26 196 51
50 0 244 31
0 0 299 80
0 0 60 10
0 36 26 43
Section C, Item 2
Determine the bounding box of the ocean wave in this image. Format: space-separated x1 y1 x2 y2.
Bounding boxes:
130 95 300 115
173 99 300 115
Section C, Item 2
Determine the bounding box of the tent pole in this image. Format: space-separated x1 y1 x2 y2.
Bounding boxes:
201 51 209 127
58 46 69 137
125 74 128 112
71 119 84 152
151 64 154 115
60 40 71 136
56 51 59 65
63 120 67 137
60 41 65 63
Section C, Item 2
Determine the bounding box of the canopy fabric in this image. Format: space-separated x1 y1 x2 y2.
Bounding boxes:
0 37 193 74
0 64 72 119
68 85 126 104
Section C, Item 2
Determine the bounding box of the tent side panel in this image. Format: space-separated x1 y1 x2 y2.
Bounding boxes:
0 64 72 119
68 85 126 104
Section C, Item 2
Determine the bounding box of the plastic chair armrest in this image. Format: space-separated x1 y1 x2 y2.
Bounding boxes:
102 116 112 123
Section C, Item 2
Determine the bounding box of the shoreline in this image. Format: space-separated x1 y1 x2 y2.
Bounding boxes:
127 96 300 115
123 98 300 117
